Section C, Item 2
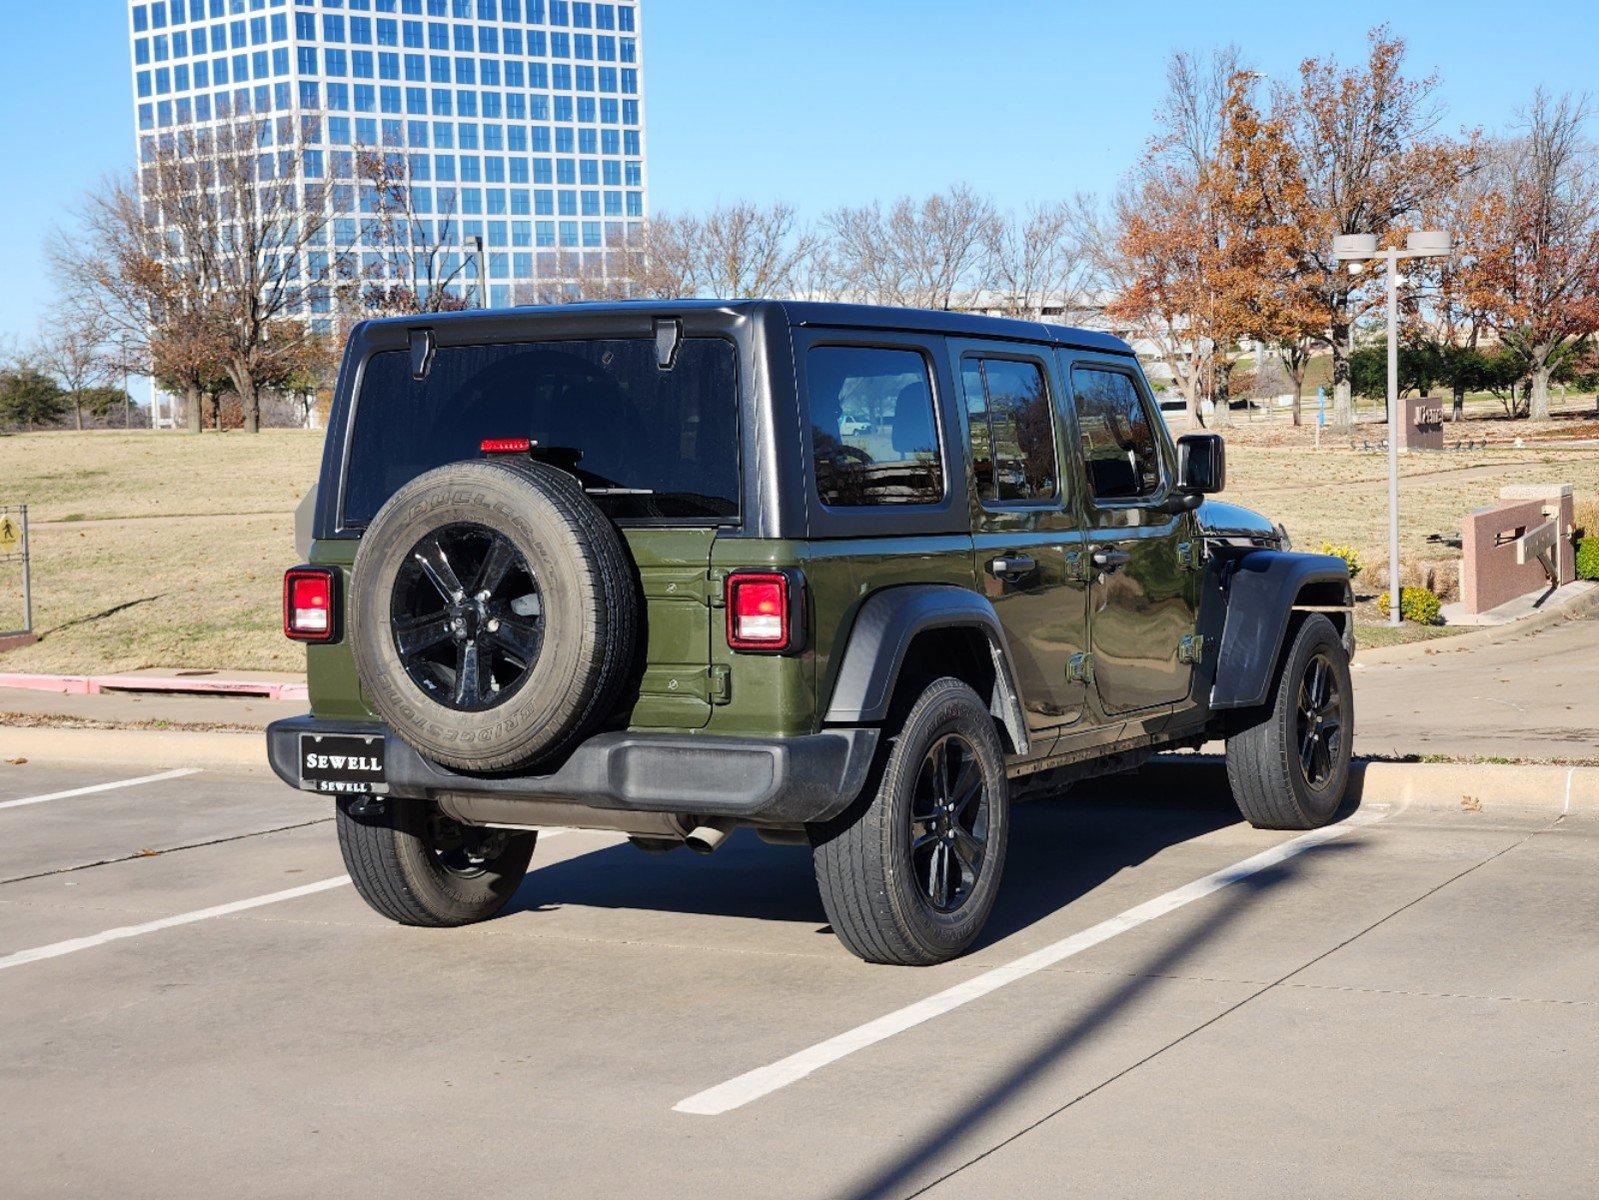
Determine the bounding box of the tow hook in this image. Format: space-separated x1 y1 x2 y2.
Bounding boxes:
348 795 388 818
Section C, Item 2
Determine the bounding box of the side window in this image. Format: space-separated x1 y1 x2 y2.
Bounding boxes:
1072 368 1162 500
808 345 944 507
962 356 1057 504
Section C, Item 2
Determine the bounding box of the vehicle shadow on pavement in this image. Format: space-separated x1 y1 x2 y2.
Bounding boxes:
834 840 1363 1200
499 788 1244 948
976 788 1241 949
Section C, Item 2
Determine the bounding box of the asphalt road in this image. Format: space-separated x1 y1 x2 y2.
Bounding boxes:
1353 606 1599 762
1 761 1593 1199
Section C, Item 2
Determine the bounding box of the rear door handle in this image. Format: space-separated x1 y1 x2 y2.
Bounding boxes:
1091 547 1132 573
988 553 1037 583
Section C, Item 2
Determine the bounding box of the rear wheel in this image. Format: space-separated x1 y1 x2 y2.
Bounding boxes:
812 678 1010 966
1225 614 1353 830
336 798 536 927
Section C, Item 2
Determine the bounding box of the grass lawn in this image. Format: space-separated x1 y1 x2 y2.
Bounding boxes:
0 422 1593 675
1352 621 1469 651
0 430 323 674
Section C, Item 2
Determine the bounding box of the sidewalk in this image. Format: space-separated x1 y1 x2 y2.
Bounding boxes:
2 586 1594 765
0 684 301 732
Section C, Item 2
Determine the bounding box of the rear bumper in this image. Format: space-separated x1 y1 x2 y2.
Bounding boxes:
266 716 878 826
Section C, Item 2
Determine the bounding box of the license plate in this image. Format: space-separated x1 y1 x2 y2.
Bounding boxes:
299 733 388 795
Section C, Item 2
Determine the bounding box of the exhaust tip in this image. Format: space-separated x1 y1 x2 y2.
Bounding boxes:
683 821 732 855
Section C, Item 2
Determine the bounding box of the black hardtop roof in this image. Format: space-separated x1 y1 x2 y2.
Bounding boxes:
359 298 1133 356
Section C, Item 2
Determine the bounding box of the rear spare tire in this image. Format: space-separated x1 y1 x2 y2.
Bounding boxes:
349 458 638 772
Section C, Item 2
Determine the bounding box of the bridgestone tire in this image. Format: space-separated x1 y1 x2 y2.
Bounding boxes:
1225 614 1354 830
812 678 1010 966
350 458 638 772
336 798 535 927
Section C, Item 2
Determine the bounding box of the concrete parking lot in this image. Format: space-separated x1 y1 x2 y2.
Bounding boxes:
1 760 1594 1199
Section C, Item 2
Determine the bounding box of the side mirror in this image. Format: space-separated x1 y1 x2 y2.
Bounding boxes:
1175 433 1225 506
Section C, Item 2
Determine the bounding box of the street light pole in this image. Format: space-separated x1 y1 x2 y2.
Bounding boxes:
1385 247 1401 626
1333 230 1454 627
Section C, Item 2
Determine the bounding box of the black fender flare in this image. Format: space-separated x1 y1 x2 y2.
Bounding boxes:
823 585 1030 754
1209 550 1352 710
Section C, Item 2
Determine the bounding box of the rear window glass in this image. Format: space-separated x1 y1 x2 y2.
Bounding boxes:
343 337 740 525
808 345 943 507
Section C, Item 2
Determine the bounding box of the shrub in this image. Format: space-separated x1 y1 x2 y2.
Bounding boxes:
1578 536 1599 582
1378 587 1444 625
1318 542 1363 581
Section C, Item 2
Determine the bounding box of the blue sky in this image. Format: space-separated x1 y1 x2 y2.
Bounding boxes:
1 0 1595 345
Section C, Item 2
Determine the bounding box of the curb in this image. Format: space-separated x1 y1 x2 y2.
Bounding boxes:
0 726 270 774
0 672 308 702
1135 755 1596 816
2 725 1591 815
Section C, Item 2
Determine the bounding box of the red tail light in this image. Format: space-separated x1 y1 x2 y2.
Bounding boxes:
726 570 804 653
479 437 532 454
283 567 338 642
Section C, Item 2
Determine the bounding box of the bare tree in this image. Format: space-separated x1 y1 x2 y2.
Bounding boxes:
826 184 998 309
62 116 357 433
602 205 813 300
985 198 1096 319
32 315 114 431
693 202 815 298
356 146 476 315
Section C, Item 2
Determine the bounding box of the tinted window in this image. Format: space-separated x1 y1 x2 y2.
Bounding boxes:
1073 368 1162 500
962 357 1057 503
344 337 739 524
809 345 943 507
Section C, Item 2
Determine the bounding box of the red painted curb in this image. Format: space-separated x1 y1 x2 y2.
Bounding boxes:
0 672 308 702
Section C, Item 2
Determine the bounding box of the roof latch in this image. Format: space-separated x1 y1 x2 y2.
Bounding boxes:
654 318 681 370
409 328 436 381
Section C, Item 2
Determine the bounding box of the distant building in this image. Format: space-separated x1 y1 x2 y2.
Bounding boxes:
128 1 650 417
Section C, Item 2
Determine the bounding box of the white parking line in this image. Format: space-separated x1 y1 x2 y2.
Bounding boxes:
0 827 578 974
0 769 202 811
674 808 1387 1116
0 876 353 972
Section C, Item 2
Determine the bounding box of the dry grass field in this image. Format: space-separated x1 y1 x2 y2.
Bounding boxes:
0 421 1594 674
0 431 323 674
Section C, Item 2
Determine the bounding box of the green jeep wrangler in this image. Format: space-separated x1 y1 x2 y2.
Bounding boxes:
269 301 1354 965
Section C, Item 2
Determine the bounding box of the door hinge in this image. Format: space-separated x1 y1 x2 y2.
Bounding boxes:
706 568 729 607
709 664 732 705
1177 634 1206 665
1066 652 1096 685
1176 541 1204 571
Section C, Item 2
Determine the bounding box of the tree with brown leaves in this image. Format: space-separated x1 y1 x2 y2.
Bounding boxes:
1265 29 1475 426
1105 47 1246 427
1464 91 1599 420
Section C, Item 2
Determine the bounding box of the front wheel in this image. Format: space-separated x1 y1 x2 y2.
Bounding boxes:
1225 614 1354 830
337 798 536 926
812 678 1010 965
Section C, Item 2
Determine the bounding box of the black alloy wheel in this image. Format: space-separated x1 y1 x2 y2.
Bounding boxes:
1295 652 1344 790
909 733 992 913
389 522 544 712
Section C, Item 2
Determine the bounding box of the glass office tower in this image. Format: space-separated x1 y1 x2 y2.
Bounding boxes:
129 0 649 311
